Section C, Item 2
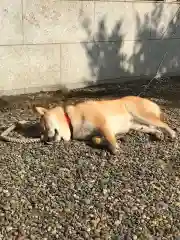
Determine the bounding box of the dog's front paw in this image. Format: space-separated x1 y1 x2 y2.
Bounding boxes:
109 143 119 155
155 131 164 140
171 130 177 140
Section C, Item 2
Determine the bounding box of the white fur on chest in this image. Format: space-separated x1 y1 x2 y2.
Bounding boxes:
73 120 97 140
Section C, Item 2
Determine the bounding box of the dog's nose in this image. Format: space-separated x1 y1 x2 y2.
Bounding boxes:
45 136 54 145
47 136 54 142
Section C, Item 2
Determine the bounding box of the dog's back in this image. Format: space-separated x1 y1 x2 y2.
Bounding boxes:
66 96 162 138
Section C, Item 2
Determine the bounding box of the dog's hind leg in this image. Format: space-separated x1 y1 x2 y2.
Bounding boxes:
140 114 176 139
129 111 176 140
131 123 164 140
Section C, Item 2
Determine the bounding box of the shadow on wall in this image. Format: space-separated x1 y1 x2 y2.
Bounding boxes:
81 18 128 82
73 3 180 106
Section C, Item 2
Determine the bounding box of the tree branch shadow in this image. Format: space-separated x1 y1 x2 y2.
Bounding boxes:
70 3 180 109
81 17 129 84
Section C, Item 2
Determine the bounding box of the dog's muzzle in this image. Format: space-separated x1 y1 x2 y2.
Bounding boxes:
43 129 59 145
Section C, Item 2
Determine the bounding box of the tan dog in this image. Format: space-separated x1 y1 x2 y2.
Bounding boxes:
34 96 176 154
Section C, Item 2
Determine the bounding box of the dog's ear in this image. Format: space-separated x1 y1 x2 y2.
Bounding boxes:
33 106 47 116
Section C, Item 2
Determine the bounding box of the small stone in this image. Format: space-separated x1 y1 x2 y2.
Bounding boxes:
30 235 36 240
91 218 100 228
175 202 180 207
47 226 51 232
115 220 121 226
6 226 13 232
64 208 71 213
52 229 57 235
103 188 108 195
84 198 91 205
3 189 10 197
175 236 180 240
133 235 138 240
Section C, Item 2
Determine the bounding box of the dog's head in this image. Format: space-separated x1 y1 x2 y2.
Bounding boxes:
34 106 71 142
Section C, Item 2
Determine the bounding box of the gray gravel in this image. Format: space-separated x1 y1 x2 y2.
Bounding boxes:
0 77 180 240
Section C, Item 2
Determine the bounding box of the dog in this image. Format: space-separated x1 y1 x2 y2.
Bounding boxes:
34 96 176 154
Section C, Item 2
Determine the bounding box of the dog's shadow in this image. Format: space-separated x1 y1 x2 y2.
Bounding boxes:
10 122 171 150
15 121 42 138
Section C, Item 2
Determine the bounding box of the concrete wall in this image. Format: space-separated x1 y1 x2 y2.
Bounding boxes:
0 0 180 96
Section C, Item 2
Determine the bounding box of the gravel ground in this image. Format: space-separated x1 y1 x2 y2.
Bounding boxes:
0 77 180 240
